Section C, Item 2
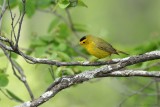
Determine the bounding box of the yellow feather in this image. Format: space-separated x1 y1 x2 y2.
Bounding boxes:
85 41 111 58
79 35 128 59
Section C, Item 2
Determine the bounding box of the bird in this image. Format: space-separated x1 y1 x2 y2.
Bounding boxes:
79 35 128 59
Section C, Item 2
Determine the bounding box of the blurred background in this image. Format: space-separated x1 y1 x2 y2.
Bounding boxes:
1 0 160 107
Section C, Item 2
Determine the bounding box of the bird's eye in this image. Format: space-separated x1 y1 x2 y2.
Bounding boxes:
83 42 85 43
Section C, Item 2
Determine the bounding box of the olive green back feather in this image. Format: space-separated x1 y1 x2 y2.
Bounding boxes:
91 37 118 55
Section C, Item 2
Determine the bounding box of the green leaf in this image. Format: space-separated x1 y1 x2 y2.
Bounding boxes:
36 0 51 8
48 18 60 33
58 0 70 9
64 68 74 75
0 1 2 5
57 43 67 51
11 52 18 59
31 39 47 47
58 23 70 38
73 57 86 61
140 62 149 69
134 41 159 54
25 46 34 55
69 0 78 7
40 35 54 43
34 47 47 57
74 23 88 32
50 52 58 59
0 68 6 73
0 73 9 87
55 67 63 77
6 89 24 103
8 0 18 8
18 1 23 13
57 51 71 61
55 67 74 77
78 0 87 8
0 52 4 57
25 0 36 17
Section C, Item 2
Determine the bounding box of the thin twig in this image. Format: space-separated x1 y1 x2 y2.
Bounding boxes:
8 0 17 41
144 62 160 70
15 0 26 49
118 80 154 107
0 88 12 100
38 9 68 24
0 88 24 102
65 9 79 37
154 78 160 106
0 0 6 20
48 66 55 80
0 0 7 32
0 46 34 100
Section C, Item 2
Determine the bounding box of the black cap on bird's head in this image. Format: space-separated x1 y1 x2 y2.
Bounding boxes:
80 36 86 42
79 35 92 45
80 36 88 45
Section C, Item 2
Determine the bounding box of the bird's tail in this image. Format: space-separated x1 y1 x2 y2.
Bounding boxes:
117 50 129 55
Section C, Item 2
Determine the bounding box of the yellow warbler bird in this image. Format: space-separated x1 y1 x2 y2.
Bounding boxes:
79 35 128 58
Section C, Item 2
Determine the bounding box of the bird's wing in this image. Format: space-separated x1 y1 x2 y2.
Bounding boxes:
95 38 118 54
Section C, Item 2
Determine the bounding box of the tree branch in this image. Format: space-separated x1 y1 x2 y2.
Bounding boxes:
1 36 160 67
15 70 160 107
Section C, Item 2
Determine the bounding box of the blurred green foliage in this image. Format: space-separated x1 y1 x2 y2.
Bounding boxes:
6 89 24 103
0 70 8 87
1 0 160 107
